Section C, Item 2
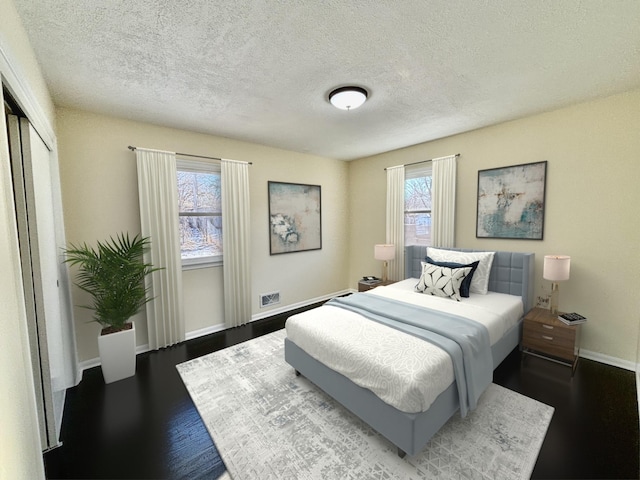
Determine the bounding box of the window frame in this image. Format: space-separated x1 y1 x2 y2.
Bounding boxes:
177 158 223 270
404 163 433 247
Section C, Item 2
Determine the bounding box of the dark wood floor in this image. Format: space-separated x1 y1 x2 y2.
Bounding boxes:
45 307 639 479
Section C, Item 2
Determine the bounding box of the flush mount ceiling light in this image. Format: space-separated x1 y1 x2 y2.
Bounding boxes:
328 86 368 110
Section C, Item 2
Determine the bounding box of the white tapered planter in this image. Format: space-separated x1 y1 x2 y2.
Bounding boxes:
98 322 136 383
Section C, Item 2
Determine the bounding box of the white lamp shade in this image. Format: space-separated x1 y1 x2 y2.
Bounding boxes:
543 255 571 281
374 244 395 261
329 87 368 110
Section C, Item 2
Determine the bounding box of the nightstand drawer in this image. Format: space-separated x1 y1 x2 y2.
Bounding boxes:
523 320 576 343
522 327 575 361
521 307 582 373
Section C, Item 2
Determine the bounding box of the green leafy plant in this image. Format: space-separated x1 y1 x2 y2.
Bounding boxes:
64 233 159 333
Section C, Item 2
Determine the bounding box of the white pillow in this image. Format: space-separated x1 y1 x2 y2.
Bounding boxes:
415 262 472 301
426 248 495 295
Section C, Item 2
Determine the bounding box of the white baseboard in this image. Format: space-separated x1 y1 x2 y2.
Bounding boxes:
579 349 636 372
186 290 353 340
80 296 635 377
185 323 227 341
79 357 100 372
251 289 352 321
79 289 352 375
78 342 152 373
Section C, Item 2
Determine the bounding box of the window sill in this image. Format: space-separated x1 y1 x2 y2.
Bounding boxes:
182 258 223 271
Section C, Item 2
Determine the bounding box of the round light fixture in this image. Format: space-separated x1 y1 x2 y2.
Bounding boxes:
328 86 368 110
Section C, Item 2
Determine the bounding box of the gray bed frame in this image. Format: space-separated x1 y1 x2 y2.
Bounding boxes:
284 247 534 457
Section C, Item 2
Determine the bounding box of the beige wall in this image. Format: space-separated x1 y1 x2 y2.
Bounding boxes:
0 1 54 478
349 88 640 364
59 89 640 366
55 107 350 362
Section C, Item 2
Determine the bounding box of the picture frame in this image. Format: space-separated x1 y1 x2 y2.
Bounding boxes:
476 161 547 240
268 181 322 255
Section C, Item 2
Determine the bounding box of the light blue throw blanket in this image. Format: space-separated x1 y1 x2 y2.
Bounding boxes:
327 293 493 417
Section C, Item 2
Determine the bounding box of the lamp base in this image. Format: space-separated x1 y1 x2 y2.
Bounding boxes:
549 282 560 315
382 260 389 283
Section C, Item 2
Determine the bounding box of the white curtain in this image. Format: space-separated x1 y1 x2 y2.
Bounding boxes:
432 155 458 248
221 159 251 328
135 148 185 349
386 165 405 281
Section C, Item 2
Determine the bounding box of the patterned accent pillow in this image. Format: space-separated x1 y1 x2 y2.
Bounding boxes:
427 248 495 295
415 262 472 301
425 256 479 298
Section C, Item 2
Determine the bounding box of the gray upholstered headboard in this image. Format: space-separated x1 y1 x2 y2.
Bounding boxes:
404 246 535 314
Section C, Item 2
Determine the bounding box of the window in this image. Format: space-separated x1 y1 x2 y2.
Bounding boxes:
177 160 222 268
404 163 432 246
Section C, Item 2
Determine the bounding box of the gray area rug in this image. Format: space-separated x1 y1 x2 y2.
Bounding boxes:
177 330 553 480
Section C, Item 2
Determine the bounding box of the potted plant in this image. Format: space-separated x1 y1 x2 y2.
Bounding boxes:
64 233 158 383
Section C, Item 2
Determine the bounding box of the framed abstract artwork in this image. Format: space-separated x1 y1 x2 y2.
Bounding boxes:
268 181 322 254
476 161 547 240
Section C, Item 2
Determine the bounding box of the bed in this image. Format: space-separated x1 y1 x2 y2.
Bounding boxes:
284 246 535 457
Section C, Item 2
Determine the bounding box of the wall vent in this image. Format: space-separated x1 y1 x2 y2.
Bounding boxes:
260 292 280 308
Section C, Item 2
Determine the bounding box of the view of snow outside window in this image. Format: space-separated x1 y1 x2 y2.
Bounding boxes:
177 170 222 259
405 175 432 246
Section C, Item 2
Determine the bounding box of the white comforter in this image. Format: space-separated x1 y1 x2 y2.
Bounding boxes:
285 279 523 414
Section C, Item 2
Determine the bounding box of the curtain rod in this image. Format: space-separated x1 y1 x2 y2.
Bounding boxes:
384 153 460 170
127 146 252 164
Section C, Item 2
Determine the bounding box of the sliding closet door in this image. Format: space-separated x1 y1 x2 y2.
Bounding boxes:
7 114 68 450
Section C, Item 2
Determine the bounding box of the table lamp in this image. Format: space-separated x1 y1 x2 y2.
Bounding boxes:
543 255 570 315
374 244 395 282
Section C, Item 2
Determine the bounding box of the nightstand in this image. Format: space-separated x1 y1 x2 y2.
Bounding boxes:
358 279 395 292
522 307 581 374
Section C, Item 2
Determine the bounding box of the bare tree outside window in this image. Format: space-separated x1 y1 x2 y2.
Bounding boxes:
177 170 222 261
405 173 432 246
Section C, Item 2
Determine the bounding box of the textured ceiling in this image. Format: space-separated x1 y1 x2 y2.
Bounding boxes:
13 1 640 160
